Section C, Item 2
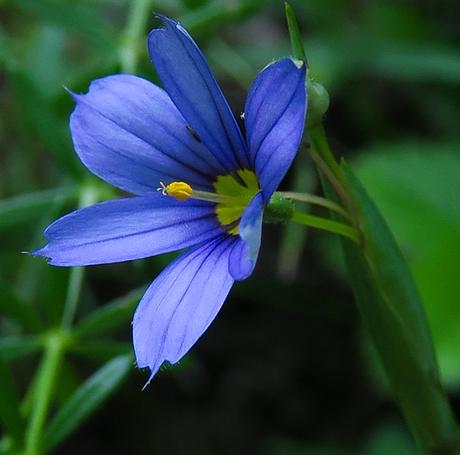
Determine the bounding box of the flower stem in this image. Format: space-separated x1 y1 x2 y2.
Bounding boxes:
291 211 358 242
23 184 100 455
120 0 152 73
308 124 341 178
61 185 99 330
24 333 64 455
280 191 350 220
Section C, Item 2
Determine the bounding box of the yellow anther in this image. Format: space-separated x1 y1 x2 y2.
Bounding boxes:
158 181 193 201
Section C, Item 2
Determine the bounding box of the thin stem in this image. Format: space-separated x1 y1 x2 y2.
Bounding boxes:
307 146 349 208
24 334 64 455
307 145 361 232
120 0 152 73
308 124 341 177
61 268 84 331
61 185 99 330
280 191 350 220
24 184 100 454
291 211 358 243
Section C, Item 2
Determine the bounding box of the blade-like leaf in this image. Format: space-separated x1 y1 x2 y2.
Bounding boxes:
0 358 24 446
285 2 307 63
42 354 132 452
73 287 144 339
0 337 42 361
0 281 42 332
0 187 76 232
340 163 459 453
9 0 116 52
69 341 132 361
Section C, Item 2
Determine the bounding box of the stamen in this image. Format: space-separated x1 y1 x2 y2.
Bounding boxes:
157 181 168 196
157 181 193 201
157 180 233 204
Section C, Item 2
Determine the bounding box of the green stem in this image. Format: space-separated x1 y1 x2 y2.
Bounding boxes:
24 334 64 455
60 268 84 331
280 191 349 219
120 0 152 73
61 185 99 330
307 131 360 228
308 124 342 178
284 2 307 64
291 211 358 243
22 184 100 455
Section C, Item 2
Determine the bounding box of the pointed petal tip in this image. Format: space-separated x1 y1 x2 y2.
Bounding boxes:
63 86 82 103
141 367 159 390
29 245 47 258
152 13 177 30
291 57 305 69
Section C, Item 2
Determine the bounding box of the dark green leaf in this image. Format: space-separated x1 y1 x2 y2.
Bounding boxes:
180 0 262 33
74 287 144 339
0 337 42 361
369 44 460 84
0 358 24 445
0 187 76 232
340 163 459 453
0 281 42 331
69 340 132 361
42 354 132 452
9 0 116 52
9 70 82 178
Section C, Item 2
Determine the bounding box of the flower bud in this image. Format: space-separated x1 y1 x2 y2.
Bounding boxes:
264 192 295 224
306 79 330 128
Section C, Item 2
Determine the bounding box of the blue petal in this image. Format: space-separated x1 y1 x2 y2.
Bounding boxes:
33 194 224 266
245 59 307 201
70 74 226 195
133 235 235 381
228 192 264 280
148 16 250 171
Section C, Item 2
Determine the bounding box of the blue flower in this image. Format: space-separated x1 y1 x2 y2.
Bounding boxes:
34 17 307 381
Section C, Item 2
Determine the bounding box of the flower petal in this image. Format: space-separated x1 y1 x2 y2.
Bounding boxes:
245 59 307 201
148 16 250 171
133 235 235 380
33 194 224 266
70 74 227 195
228 192 264 280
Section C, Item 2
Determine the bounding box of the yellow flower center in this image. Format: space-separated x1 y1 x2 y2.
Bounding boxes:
213 169 259 235
158 169 259 235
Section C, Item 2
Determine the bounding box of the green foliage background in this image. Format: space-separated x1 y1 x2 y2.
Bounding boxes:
0 0 459 453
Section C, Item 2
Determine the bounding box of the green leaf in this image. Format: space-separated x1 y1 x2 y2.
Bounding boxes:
0 187 76 232
42 354 132 452
0 281 42 331
9 0 116 52
0 337 42 361
353 142 460 388
340 163 459 453
180 0 262 33
369 44 460 84
285 2 307 63
74 287 144 339
69 340 131 361
0 358 25 446
9 70 82 178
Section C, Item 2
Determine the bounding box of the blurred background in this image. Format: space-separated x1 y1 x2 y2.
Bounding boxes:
1 0 460 453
